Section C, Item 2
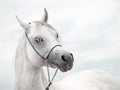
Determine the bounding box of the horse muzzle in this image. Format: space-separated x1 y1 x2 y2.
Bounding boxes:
58 53 74 72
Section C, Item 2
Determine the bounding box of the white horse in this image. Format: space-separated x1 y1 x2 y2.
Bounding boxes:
15 9 120 90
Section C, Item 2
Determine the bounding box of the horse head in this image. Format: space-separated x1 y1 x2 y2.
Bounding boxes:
16 9 74 72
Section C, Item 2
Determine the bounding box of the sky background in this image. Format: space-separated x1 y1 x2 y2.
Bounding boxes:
0 0 120 90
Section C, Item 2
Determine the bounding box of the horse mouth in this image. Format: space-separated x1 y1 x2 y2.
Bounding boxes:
57 64 73 72
48 62 73 72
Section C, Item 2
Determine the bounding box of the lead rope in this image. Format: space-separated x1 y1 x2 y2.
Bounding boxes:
45 62 58 90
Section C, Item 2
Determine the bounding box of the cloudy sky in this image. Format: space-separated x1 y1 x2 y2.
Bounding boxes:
0 0 120 90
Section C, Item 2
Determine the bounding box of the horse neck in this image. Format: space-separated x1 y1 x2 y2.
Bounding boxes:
15 34 48 90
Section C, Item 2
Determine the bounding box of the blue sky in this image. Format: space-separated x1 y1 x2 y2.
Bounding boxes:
0 0 120 90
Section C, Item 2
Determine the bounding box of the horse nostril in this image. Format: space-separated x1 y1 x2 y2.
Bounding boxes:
70 53 73 58
61 55 67 62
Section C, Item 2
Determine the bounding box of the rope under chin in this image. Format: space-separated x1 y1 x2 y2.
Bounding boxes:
45 63 58 90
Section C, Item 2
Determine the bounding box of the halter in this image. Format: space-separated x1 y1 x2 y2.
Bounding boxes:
25 32 62 90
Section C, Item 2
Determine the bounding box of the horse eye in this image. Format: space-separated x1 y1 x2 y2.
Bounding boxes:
28 22 31 24
34 37 43 44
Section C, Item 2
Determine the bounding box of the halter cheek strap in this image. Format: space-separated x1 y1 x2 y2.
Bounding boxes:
25 32 62 90
25 32 62 60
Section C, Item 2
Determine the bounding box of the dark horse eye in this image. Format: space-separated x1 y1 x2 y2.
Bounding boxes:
35 37 43 44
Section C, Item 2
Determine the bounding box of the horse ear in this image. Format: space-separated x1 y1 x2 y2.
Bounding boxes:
41 8 48 22
16 16 30 32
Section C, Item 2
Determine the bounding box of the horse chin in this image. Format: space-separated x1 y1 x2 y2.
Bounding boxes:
59 68 68 72
58 64 73 72
48 63 73 72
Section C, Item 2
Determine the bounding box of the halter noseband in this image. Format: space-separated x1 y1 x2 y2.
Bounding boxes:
25 32 62 60
25 32 61 90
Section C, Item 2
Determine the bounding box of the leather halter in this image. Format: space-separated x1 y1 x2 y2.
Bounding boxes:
25 32 62 60
25 32 61 90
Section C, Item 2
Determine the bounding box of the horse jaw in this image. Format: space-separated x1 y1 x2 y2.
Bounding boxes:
14 35 48 90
